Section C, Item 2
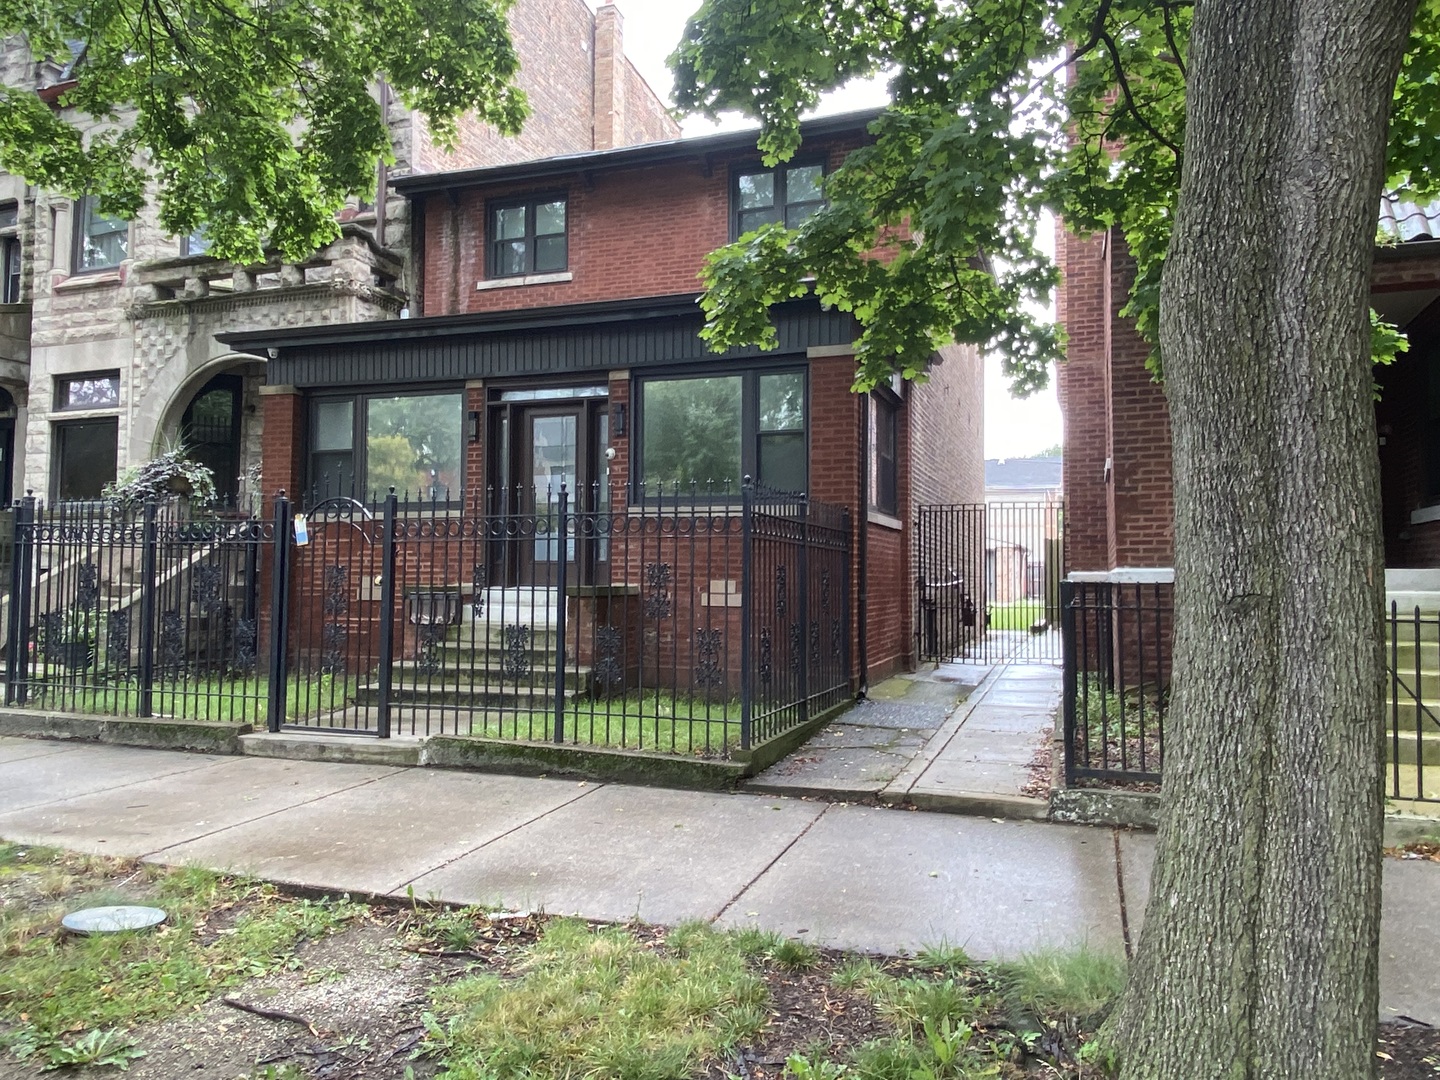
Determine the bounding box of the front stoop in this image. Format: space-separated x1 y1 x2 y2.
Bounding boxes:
238 731 423 767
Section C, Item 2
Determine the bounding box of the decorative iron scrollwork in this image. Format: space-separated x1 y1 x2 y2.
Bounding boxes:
191 562 225 614
830 617 844 662
775 565 788 618
160 611 185 670
76 562 100 612
810 620 821 666
820 569 831 613
502 624 532 680
40 611 64 662
758 626 773 685
595 624 623 690
643 562 672 620
321 623 348 675
323 564 350 616
789 621 803 672
416 623 447 675
106 610 130 665
694 627 724 689
233 617 257 672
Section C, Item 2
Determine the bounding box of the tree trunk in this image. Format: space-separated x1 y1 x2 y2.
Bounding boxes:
1108 1 1415 1077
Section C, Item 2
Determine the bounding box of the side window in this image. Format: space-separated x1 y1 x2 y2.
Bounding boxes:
732 163 826 238
869 393 900 515
0 203 19 303
72 196 129 273
488 196 568 278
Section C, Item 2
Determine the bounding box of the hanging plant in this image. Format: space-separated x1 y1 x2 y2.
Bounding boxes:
102 440 217 507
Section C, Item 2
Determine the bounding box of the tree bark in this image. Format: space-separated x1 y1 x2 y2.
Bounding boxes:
1109 0 1416 1077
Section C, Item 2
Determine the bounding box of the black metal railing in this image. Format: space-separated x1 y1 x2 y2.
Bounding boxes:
916 500 1065 665
4 482 853 758
1060 578 1171 784
4 496 271 721
1387 602 1440 806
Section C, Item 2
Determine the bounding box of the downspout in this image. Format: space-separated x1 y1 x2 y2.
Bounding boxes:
856 391 869 701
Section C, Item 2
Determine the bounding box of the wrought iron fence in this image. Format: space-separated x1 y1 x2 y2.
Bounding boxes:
4 482 853 758
1387 602 1440 806
1060 578 1171 784
4 497 271 721
916 501 1064 665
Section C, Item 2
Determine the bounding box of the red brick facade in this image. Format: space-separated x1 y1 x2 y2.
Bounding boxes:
1061 226 1440 572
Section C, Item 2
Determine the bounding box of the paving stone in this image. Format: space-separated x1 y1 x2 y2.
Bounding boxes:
718 807 1124 958
752 746 913 791
809 724 931 751
908 758 1034 797
0 737 82 765
0 744 225 815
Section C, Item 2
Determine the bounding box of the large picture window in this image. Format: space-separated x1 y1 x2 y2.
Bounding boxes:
53 417 118 500
732 163 825 237
489 196 567 278
72 196 129 273
308 391 463 503
637 368 807 496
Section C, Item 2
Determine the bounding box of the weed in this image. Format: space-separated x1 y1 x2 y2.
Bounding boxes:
846 1036 926 1080
831 957 888 992
730 926 783 957
41 1029 146 1071
992 944 1127 1025
427 917 768 1080
785 1053 848 1080
770 937 822 970
874 978 984 1030
912 942 972 975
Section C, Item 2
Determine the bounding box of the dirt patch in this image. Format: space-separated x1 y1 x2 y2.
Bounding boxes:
1378 1019 1440 1080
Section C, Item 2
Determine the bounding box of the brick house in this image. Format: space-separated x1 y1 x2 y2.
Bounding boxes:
1056 200 1440 580
0 0 673 507
223 110 985 689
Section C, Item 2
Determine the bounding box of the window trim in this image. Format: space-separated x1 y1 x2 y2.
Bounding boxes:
70 195 130 275
54 371 122 413
306 385 467 505
51 415 119 502
631 362 810 501
486 192 570 279
1 235 18 305
869 389 900 517
729 160 828 240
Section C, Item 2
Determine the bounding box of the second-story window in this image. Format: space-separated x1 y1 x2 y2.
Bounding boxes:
489 196 568 278
0 204 18 304
732 163 826 237
73 195 129 273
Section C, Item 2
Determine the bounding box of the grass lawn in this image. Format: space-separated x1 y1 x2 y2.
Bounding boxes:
987 600 1052 632
10 674 360 725
475 693 744 755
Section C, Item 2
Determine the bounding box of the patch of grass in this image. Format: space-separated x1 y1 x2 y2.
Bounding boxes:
831 957 888 992
770 936 822 970
986 600 1049 632
911 941 972 975
476 693 743 755
14 673 359 724
0 853 367 1064
992 943 1127 1025
872 977 986 1031
426 917 768 1080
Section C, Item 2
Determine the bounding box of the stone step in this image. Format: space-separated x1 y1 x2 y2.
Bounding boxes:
1383 699 1440 734
387 659 593 690
353 682 579 708
1386 730 1440 766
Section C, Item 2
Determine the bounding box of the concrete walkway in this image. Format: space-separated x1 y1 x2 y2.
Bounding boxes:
0 734 1435 1024
749 662 1057 818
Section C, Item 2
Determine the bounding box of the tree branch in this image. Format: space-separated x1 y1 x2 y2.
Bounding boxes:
1099 27 1183 158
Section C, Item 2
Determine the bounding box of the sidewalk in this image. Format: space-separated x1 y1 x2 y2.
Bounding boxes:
748 662 1056 818
0 734 1435 1024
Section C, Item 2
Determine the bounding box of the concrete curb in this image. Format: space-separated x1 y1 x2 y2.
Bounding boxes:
0 710 252 754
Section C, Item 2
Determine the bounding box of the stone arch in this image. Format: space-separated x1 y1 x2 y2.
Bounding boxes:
152 352 267 503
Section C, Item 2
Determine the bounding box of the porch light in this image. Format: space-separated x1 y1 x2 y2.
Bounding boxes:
467 410 480 443
611 401 627 438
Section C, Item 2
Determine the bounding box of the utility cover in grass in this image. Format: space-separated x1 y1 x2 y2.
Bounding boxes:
61 905 167 934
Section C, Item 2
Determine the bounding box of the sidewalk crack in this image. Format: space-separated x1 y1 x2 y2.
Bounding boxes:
709 802 830 923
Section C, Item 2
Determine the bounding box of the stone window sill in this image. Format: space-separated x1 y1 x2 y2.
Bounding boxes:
51 408 120 421
476 271 573 291
52 272 122 292
1410 504 1440 525
867 509 903 531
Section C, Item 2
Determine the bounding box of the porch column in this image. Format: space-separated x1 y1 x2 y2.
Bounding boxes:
259 384 304 509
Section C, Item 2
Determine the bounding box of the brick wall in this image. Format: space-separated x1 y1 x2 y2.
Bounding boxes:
1057 227 1110 572
418 140 862 317
622 63 678 147
910 342 984 507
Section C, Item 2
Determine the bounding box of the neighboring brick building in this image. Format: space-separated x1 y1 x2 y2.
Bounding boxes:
0 0 674 504
225 110 985 685
1058 200 1440 574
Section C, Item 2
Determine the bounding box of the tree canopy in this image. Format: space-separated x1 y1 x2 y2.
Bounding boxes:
0 0 528 263
670 0 1439 392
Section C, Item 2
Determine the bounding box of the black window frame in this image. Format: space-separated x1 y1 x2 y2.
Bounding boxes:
307 386 467 506
486 193 569 279
0 202 18 304
54 370 121 412
730 160 828 239
71 195 130 275
52 416 119 502
869 390 900 516
632 363 809 500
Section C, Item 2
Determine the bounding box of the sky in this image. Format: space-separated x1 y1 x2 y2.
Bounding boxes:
583 0 1064 461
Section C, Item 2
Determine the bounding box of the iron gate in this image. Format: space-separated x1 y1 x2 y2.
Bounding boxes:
915 500 1065 665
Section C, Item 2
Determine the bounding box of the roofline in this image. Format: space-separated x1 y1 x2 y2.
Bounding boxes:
390 109 886 197
1374 237 1440 262
217 292 722 351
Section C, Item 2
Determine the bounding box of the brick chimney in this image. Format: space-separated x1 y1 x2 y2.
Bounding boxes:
592 1 626 150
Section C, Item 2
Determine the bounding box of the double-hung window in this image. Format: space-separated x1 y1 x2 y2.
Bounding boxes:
72 195 129 273
732 163 826 236
869 392 900 516
52 370 121 501
489 196 568 278
636 368 807 496
309 390 464 503
1 203 19 304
